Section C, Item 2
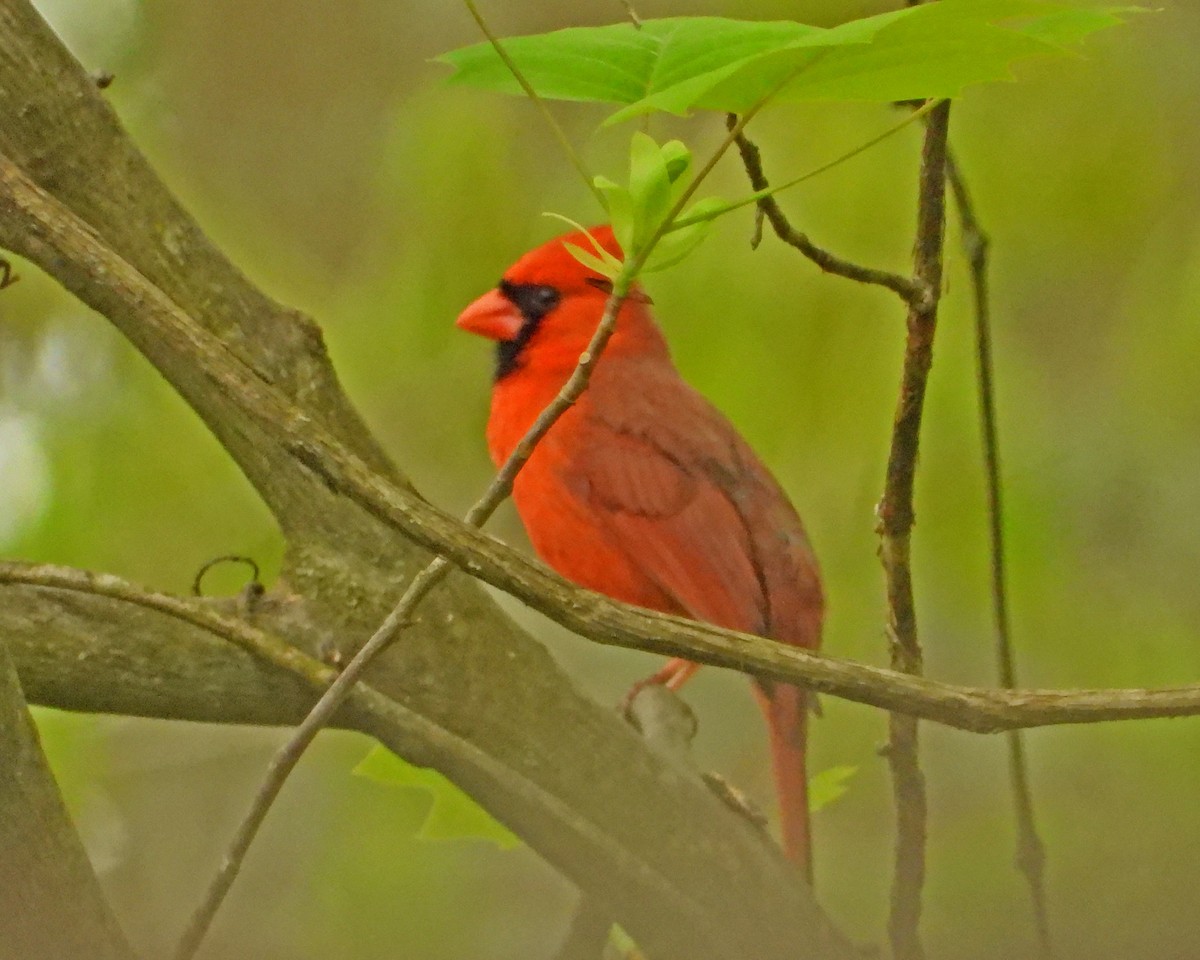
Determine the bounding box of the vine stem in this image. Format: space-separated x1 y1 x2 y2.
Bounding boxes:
675 98 943 234
945 150 1053 957
877 98 952 960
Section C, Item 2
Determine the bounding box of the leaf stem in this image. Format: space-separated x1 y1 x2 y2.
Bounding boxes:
638 60 821 258
671 98 944 233
462 0 603 206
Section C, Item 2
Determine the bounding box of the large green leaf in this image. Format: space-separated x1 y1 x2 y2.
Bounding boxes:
436 1 1134 123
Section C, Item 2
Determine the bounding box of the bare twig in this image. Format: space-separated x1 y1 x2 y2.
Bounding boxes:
675 100 941 235
617 0 642 28
945 149 1053 956
877 98 952 960
462 0 601 204
726 114 922 302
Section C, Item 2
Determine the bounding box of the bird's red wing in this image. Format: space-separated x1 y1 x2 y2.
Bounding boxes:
566 414 770 636
565 371 822 647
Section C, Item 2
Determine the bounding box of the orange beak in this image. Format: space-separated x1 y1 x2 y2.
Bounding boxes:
456 287 524 342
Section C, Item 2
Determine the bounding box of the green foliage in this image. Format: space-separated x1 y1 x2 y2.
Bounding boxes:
809 765 859 813
354 746 523 850
564 133 723 276
446 1 1135 280
437 2 1133 124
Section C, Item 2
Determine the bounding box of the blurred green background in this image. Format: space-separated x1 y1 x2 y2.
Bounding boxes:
3 0 1198 957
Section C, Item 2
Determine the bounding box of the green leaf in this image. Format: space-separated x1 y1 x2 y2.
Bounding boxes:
542 213 626 279
438 17 804 106
354 746 522 850
627 132 674 251
593 175 636 254
642 197 724 273
659 139 693 186
563 240 624 279
436 2 1139 123
809 765 858 813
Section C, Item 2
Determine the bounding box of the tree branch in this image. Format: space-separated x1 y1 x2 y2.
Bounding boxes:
3 167 1199 734
0 11 859 956
877 98 951 960
0 641 136 960
946 147 1053 956
726 114 924 302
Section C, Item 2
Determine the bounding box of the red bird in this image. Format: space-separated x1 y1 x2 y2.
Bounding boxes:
457 226 824 874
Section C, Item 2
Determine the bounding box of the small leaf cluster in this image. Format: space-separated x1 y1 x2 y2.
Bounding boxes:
560 134 725 280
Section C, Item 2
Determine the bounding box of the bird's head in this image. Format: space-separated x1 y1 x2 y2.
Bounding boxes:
457 225 663 381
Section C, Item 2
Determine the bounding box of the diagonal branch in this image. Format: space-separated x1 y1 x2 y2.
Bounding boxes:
0 640 136 960
0 561 852 960
3 162 1200 736
726 114 924 302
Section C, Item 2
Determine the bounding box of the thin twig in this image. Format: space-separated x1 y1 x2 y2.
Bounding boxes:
674 99 941 235
877 98 952 960
172 273 632 960
191 554 261 597
945 149 1053 957
726 114 922 302
462 0 601 205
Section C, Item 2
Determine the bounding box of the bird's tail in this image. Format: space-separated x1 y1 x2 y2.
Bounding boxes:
755 681 811 879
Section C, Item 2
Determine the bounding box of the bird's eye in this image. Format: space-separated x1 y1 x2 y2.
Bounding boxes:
499 282 560 322
532 286 559 310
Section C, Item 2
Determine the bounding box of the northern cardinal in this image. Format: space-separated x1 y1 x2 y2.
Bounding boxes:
457 226 824 874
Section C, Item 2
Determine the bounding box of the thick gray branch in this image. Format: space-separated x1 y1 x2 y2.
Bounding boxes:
0 641 135 960
1 563 854 960
0 6 850 957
